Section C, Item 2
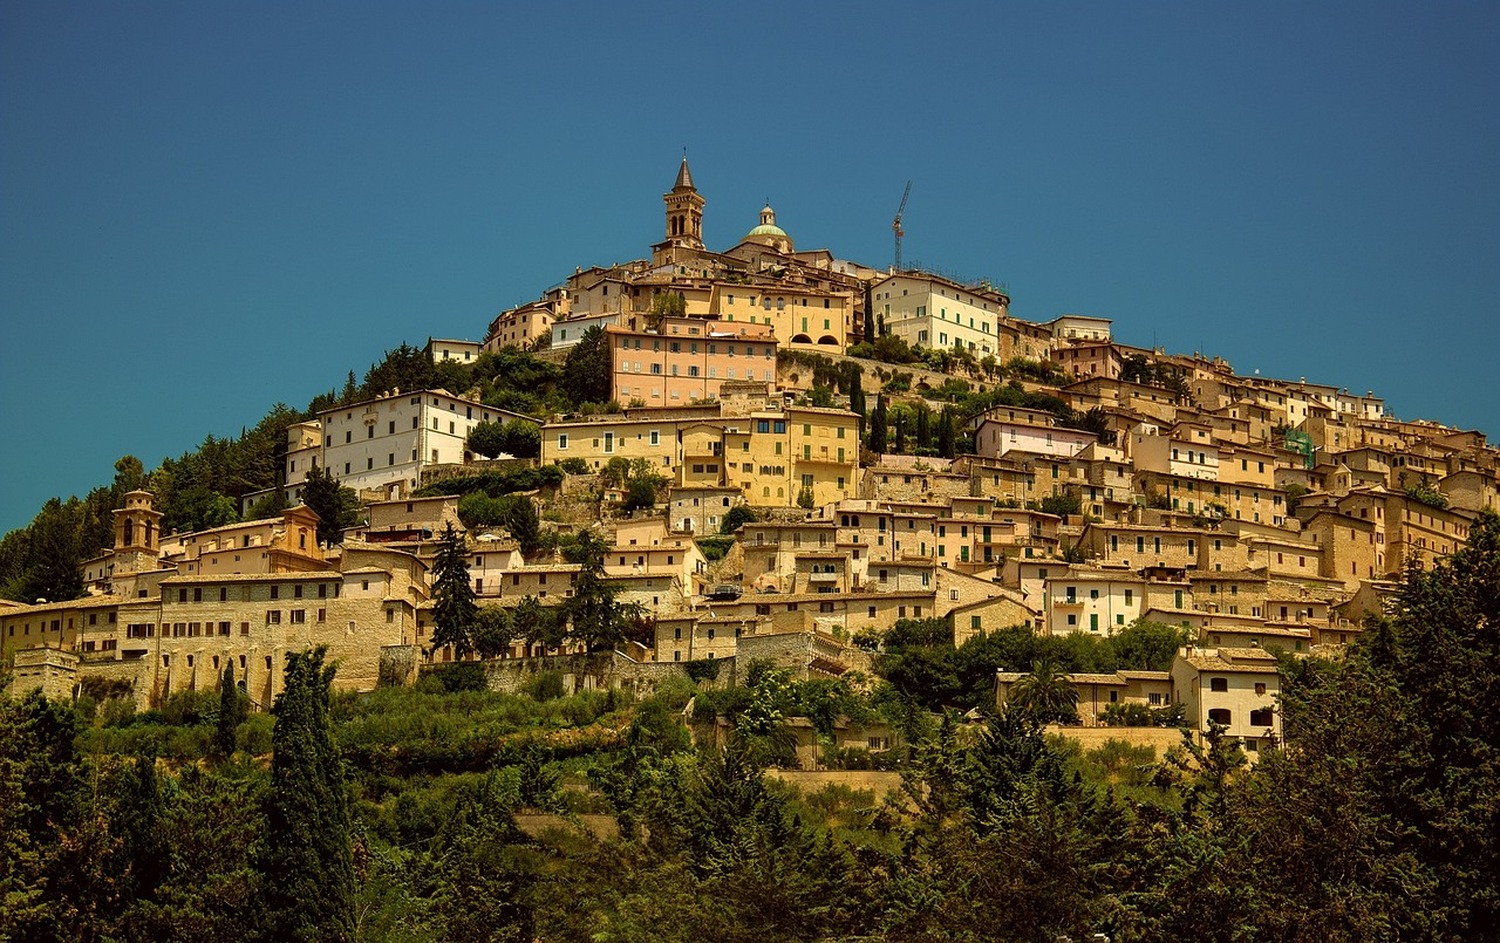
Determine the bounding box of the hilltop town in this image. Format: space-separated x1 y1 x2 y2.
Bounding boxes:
5 157 1496 757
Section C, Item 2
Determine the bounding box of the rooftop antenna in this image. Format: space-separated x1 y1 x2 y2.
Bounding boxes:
892 180 912 271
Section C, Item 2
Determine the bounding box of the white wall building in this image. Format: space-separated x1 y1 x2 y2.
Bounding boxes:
869 272 1007 356
318 389 499 496
974 417 1096 461
551 312 622 350
1042 569 1147 636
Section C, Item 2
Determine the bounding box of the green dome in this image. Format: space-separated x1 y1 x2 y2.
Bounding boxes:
748 222 788 238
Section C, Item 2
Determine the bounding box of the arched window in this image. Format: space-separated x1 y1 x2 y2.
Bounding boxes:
1208 708 1232 726
123 519 134 545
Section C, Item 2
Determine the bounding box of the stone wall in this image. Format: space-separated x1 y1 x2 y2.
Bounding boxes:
417 650 703 698
1045 724 1185 758
6 647 78 702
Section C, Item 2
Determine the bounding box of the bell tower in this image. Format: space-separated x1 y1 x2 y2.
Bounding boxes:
663 156 705 250
112 490 162 574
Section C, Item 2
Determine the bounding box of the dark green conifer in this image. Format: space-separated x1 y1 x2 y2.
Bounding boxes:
261 648 354 943
430 522 478 659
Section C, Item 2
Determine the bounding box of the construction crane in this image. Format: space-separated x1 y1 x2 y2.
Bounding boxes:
892 179 911 271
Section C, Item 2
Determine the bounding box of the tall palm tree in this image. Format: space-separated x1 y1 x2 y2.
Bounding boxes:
1009 658 1079 724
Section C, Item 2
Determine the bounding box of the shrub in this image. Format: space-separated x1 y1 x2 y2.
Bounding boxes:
429 662 489 693
526 670 566 702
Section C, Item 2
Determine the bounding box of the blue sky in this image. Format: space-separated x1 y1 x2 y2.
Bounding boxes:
2 1 1497 534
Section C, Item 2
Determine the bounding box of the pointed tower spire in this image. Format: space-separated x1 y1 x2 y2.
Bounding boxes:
674 154 695 191
663 154 705 250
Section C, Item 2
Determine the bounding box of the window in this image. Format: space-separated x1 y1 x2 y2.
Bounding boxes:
1254 682 1267 696
1207 708 1232 725
1210 677 1229 692
1249 708 1274 727
558 433 568 450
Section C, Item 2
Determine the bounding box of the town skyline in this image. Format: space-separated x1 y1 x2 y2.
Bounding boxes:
3 2 1497 534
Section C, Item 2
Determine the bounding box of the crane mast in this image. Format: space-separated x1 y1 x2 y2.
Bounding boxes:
892 180 911 271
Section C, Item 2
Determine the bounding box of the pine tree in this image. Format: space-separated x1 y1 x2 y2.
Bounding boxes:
431 522 478 659
868 396 888 453
261 647 354 943
561 326 613 406
504 497 541 558
563 530 634 652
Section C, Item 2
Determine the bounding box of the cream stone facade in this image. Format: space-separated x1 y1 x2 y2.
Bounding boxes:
6 496 429 708
974 414 1096 461
484 300 557 352
608 318 777 405
1170 646 1281 758
870 272 1009 356
425 337 481 364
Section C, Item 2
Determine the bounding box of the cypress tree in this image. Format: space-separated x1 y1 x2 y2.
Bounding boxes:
120 748 167 900
261 647 353 943
916 404 932 451
937 406 957 459
214 663 245 758
431 522 478 659
868 396 888 453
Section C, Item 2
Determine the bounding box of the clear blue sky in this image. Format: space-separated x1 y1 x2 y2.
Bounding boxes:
3 1 1497 535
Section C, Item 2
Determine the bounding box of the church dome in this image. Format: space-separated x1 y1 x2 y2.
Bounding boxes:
744 203 792 251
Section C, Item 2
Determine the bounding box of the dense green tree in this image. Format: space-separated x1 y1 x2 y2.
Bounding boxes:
1006 658 1079 724
429 773 538 943
562 327 613 406
430 523 479 659
499 419 541 458
1220 511 1500 939
0 689 90 941
1072 405 1118 445
360 343 434 401
245 488 290 521
914 403 932 451
720 505 758 535
623 476 660 512
930 401 954 458
301 466 359 548
847 367 866 416
892 405 909 453
514 595 564 653
474 605 516 659
466 420 508 459
1112 619 1190 671
16 497 85 603
262 648 354 943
